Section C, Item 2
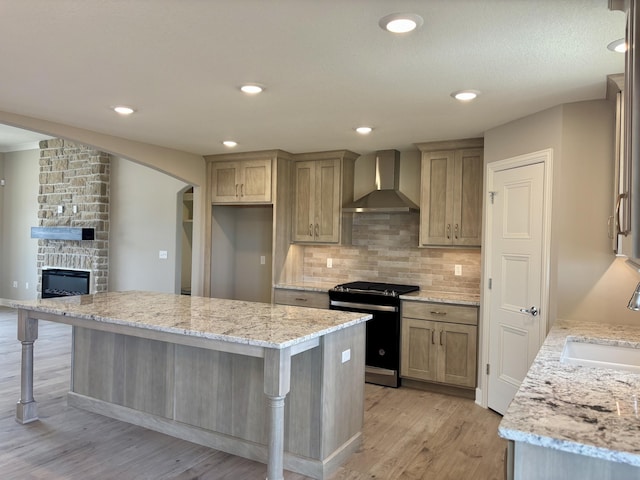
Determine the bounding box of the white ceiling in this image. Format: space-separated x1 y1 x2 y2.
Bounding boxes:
0 0 627 156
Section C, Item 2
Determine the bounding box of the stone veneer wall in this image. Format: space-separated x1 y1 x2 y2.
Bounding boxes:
302 213 481 295
36 139 110 296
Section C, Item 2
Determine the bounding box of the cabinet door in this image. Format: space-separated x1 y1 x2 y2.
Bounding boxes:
438 322 477 387
452 148 483 246
401 318 438 381
420 151 455 245
314 159 341 243
240 159 271 202
292 161 316 242
211 162 240 203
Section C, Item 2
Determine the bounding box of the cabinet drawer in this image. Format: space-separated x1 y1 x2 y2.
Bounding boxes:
402 301 477 326
274 289 329 309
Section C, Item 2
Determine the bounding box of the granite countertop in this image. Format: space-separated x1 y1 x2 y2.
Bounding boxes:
499 319 640 467
7 291 371 350
274 283 480 306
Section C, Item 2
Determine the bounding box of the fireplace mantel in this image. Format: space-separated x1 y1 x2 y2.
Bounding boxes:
31 227 95 241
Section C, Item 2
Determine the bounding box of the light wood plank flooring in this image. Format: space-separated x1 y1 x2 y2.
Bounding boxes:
0 307 506 479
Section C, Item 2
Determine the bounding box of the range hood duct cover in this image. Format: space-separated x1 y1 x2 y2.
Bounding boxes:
343 149 419 213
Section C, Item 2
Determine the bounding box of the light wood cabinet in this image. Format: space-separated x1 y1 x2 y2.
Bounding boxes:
417 139 483 247
211 159 272 203
401 300 478 388
273 288 329 309
291 151 357 244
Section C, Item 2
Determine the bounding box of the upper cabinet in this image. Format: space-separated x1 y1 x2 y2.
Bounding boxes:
607 73 632 256
292 151 357 244
416 139 484 247
210 159 272 204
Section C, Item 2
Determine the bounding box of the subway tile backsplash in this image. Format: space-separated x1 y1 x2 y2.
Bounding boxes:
301 213 481 294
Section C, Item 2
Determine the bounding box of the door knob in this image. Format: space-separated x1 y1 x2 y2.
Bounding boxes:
519 306 539 317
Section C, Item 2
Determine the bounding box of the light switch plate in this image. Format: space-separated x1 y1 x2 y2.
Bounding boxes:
159 250 168 260
455 264 462 276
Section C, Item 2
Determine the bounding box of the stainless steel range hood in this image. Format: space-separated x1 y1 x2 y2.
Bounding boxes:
343 149 419 213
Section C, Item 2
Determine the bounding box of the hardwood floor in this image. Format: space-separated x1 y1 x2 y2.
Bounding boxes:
0 307 506 479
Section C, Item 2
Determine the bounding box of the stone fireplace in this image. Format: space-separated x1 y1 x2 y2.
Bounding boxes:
35 139 110 296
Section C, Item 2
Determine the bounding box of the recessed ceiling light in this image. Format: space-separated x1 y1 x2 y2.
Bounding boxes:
379 13 424 34
451 90 481 102
112 105 135 115
240 84 264 94
355 126 373 135
607 38 627 53
223 140 238 148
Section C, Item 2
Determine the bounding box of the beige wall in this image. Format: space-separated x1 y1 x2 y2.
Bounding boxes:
485 99 640 326
0 110 207 295
0 149 39 299
0 151 190 299
109 157 189 293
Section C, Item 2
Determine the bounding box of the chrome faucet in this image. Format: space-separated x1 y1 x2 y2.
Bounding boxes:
628 282 640 311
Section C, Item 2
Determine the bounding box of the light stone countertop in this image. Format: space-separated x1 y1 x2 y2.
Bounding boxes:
399 291 480 306
6 291 371 350
499 319 640 467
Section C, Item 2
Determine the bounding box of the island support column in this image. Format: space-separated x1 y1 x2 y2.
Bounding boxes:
263 346 292 480
16 310 39 424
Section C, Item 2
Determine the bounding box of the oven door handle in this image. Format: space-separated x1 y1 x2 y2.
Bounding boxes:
330 300 398 313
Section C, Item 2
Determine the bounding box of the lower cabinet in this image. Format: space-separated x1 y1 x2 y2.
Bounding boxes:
273 288 329 309
401 300 478 388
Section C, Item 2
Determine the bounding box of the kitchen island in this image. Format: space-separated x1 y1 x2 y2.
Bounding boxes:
9 291 371 480
499 319 640 479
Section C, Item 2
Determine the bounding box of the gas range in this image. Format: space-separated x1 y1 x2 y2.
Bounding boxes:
330 281 420 298
328 281 420 388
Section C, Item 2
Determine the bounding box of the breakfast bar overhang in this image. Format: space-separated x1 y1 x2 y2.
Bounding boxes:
9 291 371 480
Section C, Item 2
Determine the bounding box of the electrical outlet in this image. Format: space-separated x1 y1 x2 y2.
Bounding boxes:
455 264 462 276
25 282 29 290
327 258 333 268
12 281 18 288
159 250 168 260
341 349 351 363
260 255 266 265
57 205 63 214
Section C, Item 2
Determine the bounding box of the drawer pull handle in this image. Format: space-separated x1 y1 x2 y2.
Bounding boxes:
440 331 444 346
294 297 308 302
431 330 435 344
430 311 447 315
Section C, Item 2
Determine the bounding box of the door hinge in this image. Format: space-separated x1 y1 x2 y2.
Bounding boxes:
486 364 490 375
489 191 497 204
488 278 492 289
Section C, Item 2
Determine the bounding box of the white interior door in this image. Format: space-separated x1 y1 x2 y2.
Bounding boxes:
485 152 551 414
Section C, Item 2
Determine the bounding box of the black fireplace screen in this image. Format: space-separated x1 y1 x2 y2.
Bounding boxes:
42 269 90 298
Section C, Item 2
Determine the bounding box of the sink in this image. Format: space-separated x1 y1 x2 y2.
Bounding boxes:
560 339 640 373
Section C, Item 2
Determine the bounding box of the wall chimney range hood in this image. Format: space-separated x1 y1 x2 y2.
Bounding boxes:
343 150 419 213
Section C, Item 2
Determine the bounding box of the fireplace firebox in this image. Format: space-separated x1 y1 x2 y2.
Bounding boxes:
42 269 90 298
